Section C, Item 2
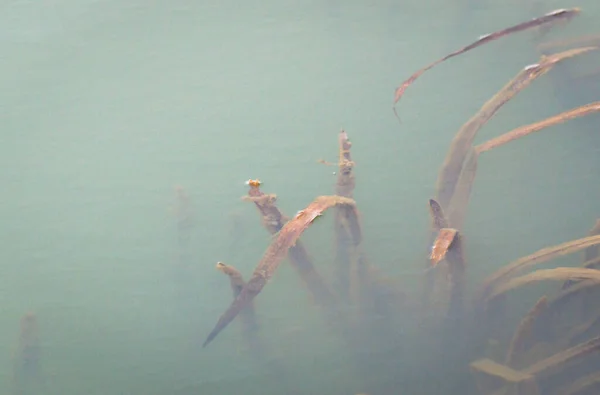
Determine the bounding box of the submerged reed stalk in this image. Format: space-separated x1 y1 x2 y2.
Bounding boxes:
563 219 600 289
426 198 467 327
525 335 600 379
435 46 596 212
486 267 600 304
505 296 548 368
472 335 600 394
392 8 581 121
446 147 478 231
430 228 458 266
584 220 600 263
215 262 262 347
537 33 600 53
216 261 246 298
558 370 600 395
242 179 336 307
479 234 600 301
332 130 357 300
203 195 358 347
476 102 600 153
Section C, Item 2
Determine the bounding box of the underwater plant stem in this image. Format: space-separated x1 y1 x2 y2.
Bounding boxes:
393 8 581 118
244 183 336 308
203 196 357 347
435 46 597 211
476 102 600 153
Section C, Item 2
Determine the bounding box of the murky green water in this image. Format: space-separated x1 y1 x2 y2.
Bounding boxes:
1 1 599 394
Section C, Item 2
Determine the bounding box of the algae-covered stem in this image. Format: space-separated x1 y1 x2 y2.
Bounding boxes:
472 334 600 394
203 195 358 347
334 131 363 247
428 49 598 340
332 131 382 299
392 8 580 121
424 199 454 310
537 33 600 53
435 47 596 214
333 130 357 299
242 178 337 307
562 219 600 289
215 262 259 333
505 296 548 368
336 130 355 198
215 262 265 353
426 198 466 327
475 101 600 154
431 48 596 245
478 234 600 305
216 262 246 298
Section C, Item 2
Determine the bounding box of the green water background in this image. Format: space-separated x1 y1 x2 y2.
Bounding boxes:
1 0 599 394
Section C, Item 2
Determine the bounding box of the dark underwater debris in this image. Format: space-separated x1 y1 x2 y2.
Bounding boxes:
392 8 581 121
203 195 357 347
